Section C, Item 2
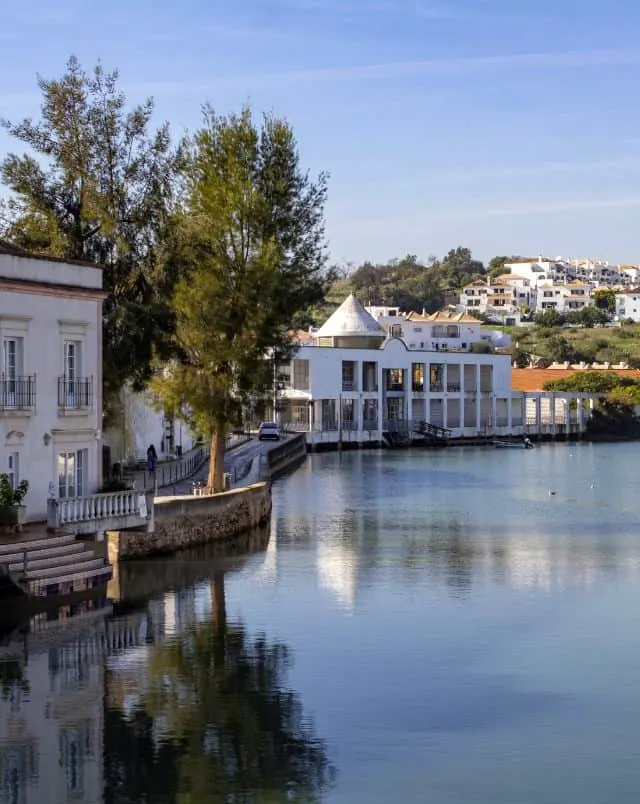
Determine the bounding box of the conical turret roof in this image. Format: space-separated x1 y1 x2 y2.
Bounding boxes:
316 294 386 339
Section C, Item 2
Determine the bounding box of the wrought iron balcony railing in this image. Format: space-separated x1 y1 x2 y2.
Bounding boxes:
0 375 36 410
57 376 93 409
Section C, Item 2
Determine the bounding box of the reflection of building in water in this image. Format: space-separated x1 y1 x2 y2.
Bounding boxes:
0 606 110 804
317 540 359 611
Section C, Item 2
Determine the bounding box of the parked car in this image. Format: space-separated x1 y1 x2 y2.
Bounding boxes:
258 422 281 441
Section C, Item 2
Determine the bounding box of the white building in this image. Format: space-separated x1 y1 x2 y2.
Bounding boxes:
0 244 104 522
276 294 520 442
536 281 594 313
103 384 198 466
460 274 536 323
614 289 640 322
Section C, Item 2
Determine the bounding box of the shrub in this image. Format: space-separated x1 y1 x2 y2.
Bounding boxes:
0 474 29 507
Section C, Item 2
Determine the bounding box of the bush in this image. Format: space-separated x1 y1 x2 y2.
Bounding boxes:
0 474 29 507
98 477 132 493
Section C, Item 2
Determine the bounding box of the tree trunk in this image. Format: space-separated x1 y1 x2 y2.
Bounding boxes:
207 427 226 492
211 574 226 634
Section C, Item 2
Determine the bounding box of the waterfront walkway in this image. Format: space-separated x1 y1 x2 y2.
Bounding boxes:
126 434 253 494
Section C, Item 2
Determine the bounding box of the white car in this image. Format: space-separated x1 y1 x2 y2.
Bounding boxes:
258 421 281 441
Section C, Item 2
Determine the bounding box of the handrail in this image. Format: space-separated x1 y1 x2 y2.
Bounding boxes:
47 489 148 529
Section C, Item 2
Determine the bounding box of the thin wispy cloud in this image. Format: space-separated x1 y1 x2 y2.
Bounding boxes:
335 196 640 234
362 156 640 189
128 47 640 96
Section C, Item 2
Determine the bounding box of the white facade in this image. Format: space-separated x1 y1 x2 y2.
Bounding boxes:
0 248 104 521
536 282 594 313
277 295 518 441
615 290 640 322
460 275 536 322
103 384 197 465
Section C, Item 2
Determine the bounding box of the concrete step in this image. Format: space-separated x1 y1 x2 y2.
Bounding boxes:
0 541 86 567
21 557 106 581
0 534 77 559
7 547 94 573
26 564 113 598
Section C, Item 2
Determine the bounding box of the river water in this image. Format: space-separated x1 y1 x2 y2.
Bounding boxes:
3 442 640 803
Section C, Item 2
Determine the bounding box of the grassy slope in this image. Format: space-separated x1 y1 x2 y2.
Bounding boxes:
482 323 640 367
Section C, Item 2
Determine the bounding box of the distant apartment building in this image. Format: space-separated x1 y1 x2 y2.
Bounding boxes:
536 281 594 313
459 274 535 324
615 289 640 322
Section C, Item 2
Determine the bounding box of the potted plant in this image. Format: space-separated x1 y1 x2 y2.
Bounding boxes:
0 474 29 535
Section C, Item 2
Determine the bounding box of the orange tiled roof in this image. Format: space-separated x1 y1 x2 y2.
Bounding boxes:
406 310 482 324
512 368 640 391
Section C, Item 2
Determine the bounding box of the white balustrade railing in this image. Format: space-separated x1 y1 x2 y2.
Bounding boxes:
48 490 147 529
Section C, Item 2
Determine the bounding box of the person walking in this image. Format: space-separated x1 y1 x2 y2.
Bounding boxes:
147 444 158 472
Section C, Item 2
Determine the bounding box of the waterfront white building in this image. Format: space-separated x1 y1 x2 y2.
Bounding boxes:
0 243 104 522
276 294 521 445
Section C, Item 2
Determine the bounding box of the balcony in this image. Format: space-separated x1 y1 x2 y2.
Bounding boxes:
0 375 36 411
57 376 93 410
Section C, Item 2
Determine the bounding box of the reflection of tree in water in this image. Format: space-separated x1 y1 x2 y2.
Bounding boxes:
0 660 29 700
106 575 334 803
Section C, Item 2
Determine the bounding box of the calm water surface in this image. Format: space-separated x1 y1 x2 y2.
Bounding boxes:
4 442 640 803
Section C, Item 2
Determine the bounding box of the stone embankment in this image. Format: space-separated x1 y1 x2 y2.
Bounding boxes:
108 482 270 562
107 433 308 563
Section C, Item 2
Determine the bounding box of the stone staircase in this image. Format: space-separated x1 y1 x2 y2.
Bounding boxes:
0 533 112 599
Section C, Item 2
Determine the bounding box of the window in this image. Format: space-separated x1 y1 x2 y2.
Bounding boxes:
386 368 404 392
292 359 310 391
57 449 88 498
430 364 444 392
363 399 378 430
342 398 356 429
63 341 82 405
342 361 357 391
412 363 425 392
389 324 403 338
362 361 378 392
7 453 19 490
2 337 21 406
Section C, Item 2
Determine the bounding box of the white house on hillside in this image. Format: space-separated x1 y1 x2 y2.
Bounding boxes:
536 281 594 313
615 289 640 322
275 294 519 442
0 243 104 522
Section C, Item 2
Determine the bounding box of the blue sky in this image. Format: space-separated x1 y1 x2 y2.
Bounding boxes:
1 0 640 266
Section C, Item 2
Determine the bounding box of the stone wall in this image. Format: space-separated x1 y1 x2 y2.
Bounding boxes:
108 523 270 603
107 482 271 562
268 434 308 478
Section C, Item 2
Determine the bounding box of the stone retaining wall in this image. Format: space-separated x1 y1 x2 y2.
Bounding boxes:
268 434 307 478
108 523 270 603
107 482 271 562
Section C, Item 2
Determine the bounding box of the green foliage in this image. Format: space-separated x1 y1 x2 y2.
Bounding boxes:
1 56 181 416
470 340 492 354
324 246 485 319
152 107 330 472
98 477 131 492
144 617 334 800
533 308 609 329
543 371 636 394
593 288 616 313
0 474 29 507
